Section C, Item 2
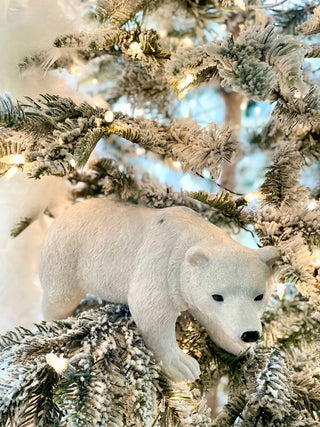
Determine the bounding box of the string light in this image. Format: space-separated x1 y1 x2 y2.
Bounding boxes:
307 199 318 210
276 282 286 300
69 158 76 168
178 73 194 91
104 111 114 123
310 249 320 269
136 147 146 155
202 169 211 179
240 100 248 111
181 36 193 47
172 160 181 169
236 0 246 10
254 106 261 118
135 108 144 117
128 42 142 56
158 29 168 38
46 353 68 374
46 353 76 378
69 64 82 76
244 191 264 203
1 154 24 164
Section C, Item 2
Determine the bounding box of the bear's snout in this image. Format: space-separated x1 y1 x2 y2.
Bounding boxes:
241 330 260 343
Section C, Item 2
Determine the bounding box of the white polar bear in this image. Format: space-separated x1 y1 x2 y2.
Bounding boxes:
39 198 279 382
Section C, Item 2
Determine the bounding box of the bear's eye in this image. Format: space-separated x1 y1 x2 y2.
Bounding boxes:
254 294 264 301
212 294 224 302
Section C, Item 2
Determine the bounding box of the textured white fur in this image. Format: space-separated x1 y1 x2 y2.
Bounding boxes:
39 198 279 382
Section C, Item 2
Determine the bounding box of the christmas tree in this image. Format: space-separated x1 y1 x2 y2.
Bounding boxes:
1 0 320 425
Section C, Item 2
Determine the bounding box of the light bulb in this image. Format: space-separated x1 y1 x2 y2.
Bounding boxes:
128 42 142 56
178 74 194 91
136 147 145 155
69 64 82 76
236 0 246 10
46 353 68 374
182 36 193 47
69 159 76 168
240 100 247 111
172 160 181 169
307 199 317 210
310 249 320 269
104 111 114 123
276 282 286 300
244 191 263 203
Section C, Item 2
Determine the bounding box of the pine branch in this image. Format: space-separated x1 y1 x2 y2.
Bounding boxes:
241 349 298 425
191 190 250 229
0 94 233 178
0 299 213 427
272 2 316 34
0 94 25 127
108 66 172 115
262 293 320 350
260 142 306 208
298 4 320 35
109 116 234 177
54 28 171 70
10 217 33 238
95 0 160 26
169 24 310 102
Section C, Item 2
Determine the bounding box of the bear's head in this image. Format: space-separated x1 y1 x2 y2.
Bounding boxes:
180 243 280 356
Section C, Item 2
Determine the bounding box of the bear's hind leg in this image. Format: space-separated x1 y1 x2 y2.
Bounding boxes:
41 287 86 320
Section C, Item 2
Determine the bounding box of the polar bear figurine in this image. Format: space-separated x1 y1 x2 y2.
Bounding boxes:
39 198 279 382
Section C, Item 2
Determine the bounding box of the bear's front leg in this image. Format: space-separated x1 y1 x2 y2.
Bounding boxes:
128 293 200 382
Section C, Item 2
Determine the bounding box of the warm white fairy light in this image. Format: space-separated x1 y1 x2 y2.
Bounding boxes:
178 73 194 91
240 100 248 111
294 91 302 99
128 41 142 56
236 0 246 10
244 191 263 203
69 64 82 76
46 353 68 374
181 36 193 47
254 106 261 118
310 249 320 269
172 160 181 169
307 199 318 210
136 147 146 156
202 169 211 179
1 154 24 164
135 108 144 117
158 29 168 38
276 282 286 300
69 158 76 168
104 111 114 123
4 167 19 180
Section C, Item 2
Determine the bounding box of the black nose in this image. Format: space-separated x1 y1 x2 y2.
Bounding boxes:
241 331 260 343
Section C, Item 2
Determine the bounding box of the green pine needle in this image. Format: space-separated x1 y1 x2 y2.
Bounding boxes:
10 217 33 238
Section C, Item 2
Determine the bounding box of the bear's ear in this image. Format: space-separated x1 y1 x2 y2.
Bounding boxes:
258 246 280 269
186 246 210 266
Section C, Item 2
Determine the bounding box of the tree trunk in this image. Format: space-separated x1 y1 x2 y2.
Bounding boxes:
218 89 244 191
